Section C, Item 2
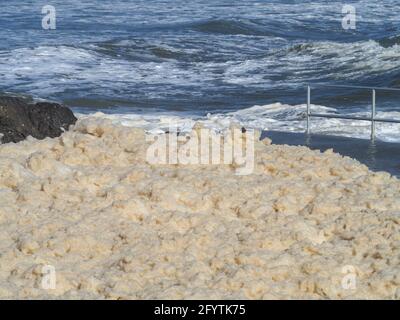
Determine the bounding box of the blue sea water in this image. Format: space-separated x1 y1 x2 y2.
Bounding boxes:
1 0 400 140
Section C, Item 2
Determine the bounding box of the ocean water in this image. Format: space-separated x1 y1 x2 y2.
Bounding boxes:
1 0 400 141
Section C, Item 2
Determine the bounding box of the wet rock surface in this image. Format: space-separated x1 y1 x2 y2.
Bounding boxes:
0 95 76 144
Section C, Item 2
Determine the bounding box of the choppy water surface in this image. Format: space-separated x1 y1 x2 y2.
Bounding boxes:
1 1 400 140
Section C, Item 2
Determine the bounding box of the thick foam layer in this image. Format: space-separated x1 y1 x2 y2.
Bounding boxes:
1 116 400 299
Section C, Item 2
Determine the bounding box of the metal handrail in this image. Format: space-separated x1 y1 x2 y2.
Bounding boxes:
306 84 400 140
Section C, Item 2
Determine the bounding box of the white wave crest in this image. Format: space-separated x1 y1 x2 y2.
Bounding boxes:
75 102 400 142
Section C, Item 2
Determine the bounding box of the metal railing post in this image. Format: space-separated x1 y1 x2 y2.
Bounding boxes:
306 85 310 134
303 84 400 140
371 89 376 140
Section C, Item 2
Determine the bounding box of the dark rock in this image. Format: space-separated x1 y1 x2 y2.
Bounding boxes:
0 95 77 144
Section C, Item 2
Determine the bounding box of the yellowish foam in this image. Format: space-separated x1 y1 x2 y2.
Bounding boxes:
0 117 400 299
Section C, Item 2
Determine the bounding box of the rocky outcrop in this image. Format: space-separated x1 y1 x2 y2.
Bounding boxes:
0 95 77 144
